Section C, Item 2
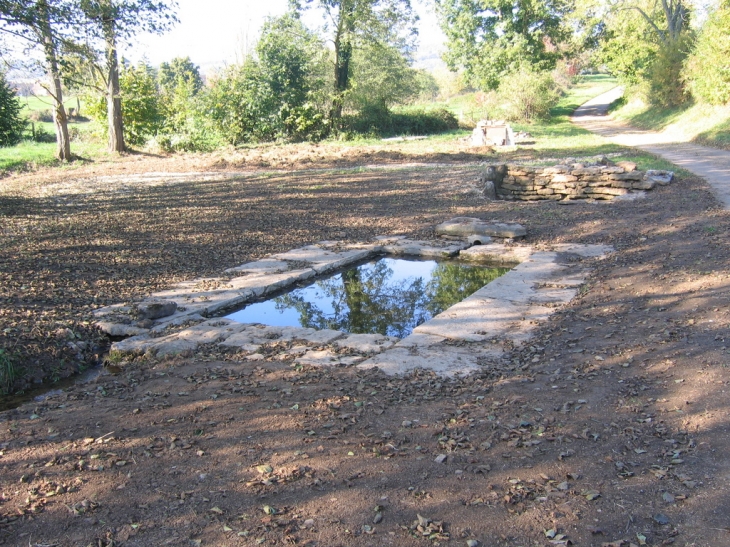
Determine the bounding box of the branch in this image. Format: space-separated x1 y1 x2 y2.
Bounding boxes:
618 5 667 45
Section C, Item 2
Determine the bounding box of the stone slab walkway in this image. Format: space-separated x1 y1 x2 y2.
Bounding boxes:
572 86 730 210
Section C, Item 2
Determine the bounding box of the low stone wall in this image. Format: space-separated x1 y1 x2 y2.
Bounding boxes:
482 160 674 201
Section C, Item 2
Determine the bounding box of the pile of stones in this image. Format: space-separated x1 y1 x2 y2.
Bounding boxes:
481 158 674 201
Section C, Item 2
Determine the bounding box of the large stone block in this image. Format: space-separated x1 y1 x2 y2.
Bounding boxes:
435 217 527 239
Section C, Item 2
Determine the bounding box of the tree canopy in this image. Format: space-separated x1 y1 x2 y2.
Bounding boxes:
437 0 573 90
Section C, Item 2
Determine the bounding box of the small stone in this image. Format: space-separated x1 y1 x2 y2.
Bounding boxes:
134 299 177 320
653 513 670 525
467 540 480 547
401 420 413 428
434 454 447 464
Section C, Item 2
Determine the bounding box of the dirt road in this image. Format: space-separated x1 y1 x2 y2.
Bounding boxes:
572 87 730 209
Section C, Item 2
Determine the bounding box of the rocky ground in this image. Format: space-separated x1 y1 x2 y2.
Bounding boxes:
0 140 729 547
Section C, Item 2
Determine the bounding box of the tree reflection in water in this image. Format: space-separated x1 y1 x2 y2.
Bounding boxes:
274 258 510 338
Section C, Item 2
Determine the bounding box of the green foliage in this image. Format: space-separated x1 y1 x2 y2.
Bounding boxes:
497 67 563 122
0 348 21 395
437 0 572 90
292 0 418 121
342 105 458 137
596 0 692 106
684 2 730 105
598 6 657 89
0 73 26 147
119 62 163 145
348 41 423 111
206 14 328 144
85 62 163 146
158 56 203 95
648 40 690 107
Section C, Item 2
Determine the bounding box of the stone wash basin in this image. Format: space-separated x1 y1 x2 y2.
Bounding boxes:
94 234 612 377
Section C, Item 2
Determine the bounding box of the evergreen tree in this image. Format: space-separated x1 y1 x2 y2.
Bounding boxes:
0 72 25 146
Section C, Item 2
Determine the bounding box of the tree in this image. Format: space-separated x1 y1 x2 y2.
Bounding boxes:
684 1 730 104
78 0 177 152
596 0 693 105
206 14 328 143
436 0 573 90
291 0 418 124
0 71 25 145
0 0 76 159
158 56 203 96
348 40 422 111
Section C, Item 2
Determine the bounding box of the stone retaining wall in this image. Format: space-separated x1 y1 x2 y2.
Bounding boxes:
482 160 674 201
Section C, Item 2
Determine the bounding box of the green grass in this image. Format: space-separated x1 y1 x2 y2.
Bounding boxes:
19 94 84 115
613 96 730 150
504 75 625 160
0 140 108 174
0 348 20 395
0 94 106 173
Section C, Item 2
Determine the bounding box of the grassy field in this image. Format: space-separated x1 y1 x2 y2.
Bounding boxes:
613 95 730 150
0 94 102 173
0 74 685 175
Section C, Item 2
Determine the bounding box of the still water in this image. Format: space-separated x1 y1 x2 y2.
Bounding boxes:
226 257 510 338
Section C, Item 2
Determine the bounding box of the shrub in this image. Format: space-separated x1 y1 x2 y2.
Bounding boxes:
0 348 21 395
341 105 458 138
496 68 561 122
120 63 164 145
28 109 53 123
647 40 691 107
0 73 26 147
684 3 730 105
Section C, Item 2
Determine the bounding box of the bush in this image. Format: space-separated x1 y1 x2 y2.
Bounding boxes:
27 124 56 143
341 105 458 137
684 3 730 105
120 63 164 145
28 109 53 123
647 41 690 107
496 68 561 122
0 73 26 147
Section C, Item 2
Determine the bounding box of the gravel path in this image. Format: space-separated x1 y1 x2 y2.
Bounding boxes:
572 87 730 209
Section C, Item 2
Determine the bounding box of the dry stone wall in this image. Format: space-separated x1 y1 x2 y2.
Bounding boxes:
482 159 674 201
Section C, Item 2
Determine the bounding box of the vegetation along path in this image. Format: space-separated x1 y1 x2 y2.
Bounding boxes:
572 87 730 210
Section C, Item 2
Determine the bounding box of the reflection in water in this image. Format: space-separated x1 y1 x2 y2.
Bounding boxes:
226 258 510 338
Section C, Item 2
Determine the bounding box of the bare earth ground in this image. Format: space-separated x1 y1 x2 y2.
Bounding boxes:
1 138 730 547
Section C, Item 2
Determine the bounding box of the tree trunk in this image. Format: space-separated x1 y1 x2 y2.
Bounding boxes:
37 0 71 161
103 17 125 153
330 39 352 122
330 1 355 124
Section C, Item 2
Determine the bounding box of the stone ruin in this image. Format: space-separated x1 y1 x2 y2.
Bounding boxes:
471 120 514 147
480 157 674 201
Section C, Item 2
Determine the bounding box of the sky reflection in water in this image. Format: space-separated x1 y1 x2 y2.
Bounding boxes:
226 258 510 338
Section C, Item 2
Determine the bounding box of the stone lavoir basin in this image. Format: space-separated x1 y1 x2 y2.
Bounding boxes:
94 226 612 376
224 256 512 339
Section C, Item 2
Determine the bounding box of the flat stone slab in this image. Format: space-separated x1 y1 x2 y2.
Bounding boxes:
379 239 467 258
357 343 503 377
295 349 355 367
335 333 398 353
135 299 178 320
224 259 291 274
459 244 532 264
96 322 149 337
435 217 527 239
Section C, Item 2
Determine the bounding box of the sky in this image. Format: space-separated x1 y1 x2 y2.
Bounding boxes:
130 0 446 72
